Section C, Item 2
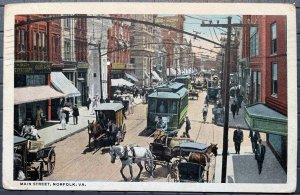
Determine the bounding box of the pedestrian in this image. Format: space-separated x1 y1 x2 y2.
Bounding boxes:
205 95 209 106
233 127 243 154
72 105 79 125
255 139 266 174
64 110 70 124
59 97 65 108
249 130 260 153
202 105 208 122
185 116 191 138
86 97 91 110
236 99 240 115
35 106 43 129
230 100 237 119
59 109 66 130
91 97 97 115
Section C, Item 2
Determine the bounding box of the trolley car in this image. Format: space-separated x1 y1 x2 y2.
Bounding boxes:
147 82 188 132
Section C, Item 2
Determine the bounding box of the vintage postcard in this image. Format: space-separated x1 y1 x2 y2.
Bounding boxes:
2 2 297 193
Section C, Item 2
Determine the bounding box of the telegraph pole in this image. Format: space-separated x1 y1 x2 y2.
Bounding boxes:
201 16 257 183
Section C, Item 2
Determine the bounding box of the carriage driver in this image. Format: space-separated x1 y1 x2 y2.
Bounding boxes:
98 111 108 129
156 116 167 131
107 119 118 146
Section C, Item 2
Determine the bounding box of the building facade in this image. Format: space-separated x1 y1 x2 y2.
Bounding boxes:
87 16 112 101
242 15 287 170
14 14 63 129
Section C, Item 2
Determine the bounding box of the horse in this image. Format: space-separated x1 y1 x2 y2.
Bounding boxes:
87 120 106 148
109 145 154 181
188 143 218 182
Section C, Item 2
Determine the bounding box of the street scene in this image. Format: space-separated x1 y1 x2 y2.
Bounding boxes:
13 14 287 184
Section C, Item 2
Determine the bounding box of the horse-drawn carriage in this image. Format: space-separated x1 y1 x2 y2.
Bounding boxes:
188 89 199 100
192 80 206 91
87 103 126 149
167 142 218 183
14 136 56 181
144 129 192 172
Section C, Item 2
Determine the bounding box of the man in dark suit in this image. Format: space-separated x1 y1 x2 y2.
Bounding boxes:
255 139 266 174
233 127 243 154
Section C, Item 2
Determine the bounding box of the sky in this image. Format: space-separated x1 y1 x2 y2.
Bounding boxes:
159 14 241 59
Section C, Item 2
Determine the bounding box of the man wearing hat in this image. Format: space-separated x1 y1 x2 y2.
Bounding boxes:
233 126 243 154
185 116 191 138
72 105 79 125
156 116 167 131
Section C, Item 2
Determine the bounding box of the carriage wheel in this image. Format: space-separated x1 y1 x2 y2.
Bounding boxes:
144 155 157 173
46 149 56 175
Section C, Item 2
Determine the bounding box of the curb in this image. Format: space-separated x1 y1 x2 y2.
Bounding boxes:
44 125 88 147
215 122 250 130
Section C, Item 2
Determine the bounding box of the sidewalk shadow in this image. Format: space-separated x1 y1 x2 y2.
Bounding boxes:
138 128 154 137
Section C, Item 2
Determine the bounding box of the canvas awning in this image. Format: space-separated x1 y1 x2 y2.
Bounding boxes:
111 78 134 87
14 85 65 105
144 71 150 79
51 72 81 97
244 103 287 136
151 71 162 81
124 73 139 82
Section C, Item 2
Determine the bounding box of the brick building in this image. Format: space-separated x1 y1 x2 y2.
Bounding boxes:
242 15 287 170
14 15 63 129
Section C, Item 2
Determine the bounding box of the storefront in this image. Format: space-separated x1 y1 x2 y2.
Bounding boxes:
14 61 65 130
50 72 81 119
244 103 287 170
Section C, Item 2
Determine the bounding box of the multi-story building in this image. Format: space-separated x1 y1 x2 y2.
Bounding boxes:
242 15 287 170
14 15 63 129
87 16 112 101
107 15 133 85
130 15 156 86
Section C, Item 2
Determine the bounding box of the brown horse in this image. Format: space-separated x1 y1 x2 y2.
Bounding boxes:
87 120 106 149
188 143 218 182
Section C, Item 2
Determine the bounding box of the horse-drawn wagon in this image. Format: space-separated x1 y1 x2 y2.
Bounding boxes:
189 89 199 100
87 103 126 149
167 142 218 183
14 136 56 181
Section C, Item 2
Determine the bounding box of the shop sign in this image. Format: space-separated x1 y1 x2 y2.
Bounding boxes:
78 63 89 69
15 61 52 74
112 63 126 69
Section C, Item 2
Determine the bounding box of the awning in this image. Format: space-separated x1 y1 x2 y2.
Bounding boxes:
111 78 134 87
151 71 162 82
244 103 287 136
144 71 150 79
51 72 81 97
14 85 65 105
167 68 176 76
124 73 139 82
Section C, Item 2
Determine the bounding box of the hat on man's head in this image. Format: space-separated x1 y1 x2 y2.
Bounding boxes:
158 116 162 119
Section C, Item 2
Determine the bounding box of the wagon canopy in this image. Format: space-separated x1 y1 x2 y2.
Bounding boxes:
14 136 27 145
94 103 124 112
179 142 209 153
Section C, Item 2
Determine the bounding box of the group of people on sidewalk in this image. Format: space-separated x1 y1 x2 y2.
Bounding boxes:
57 97 80 130
233 127 266 175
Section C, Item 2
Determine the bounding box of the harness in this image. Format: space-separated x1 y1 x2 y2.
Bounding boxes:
120 145 136 162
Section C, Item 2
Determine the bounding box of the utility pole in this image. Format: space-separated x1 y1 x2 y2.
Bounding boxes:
149 56 152 87
201 16 257 183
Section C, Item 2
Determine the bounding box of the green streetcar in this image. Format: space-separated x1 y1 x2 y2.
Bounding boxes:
147 82 189 132
173 76 192 90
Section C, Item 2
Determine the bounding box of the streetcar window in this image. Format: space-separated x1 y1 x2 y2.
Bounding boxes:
148 99 156 112
157 100 168 114
169 100 177 114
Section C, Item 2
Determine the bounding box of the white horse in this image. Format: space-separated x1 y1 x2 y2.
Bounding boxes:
109 145 154 181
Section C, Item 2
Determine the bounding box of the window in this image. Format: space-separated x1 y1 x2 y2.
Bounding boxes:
157 100 168 114
250 27 259 57
272 63 278 96
257 72 261 101
20 30 25 51
169 100 177 114
252 71 257 103
64 39 71 60
130 58 135 64
271 23 277 54
148 100 156 112
26 75 46 86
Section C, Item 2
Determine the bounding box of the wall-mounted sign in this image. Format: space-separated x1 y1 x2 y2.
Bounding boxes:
112 63 126 69
15 61 52 74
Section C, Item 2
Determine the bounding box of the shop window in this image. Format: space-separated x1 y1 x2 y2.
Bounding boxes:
26 75 46 86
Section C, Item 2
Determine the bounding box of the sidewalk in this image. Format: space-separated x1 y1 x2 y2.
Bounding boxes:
215 145 287 183
215 97 249 130
39 95 143 147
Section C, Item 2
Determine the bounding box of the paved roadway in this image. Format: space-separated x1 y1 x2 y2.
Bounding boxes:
45 89 264 182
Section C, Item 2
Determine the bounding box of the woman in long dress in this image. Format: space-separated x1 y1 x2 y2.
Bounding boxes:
60 109 66 130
